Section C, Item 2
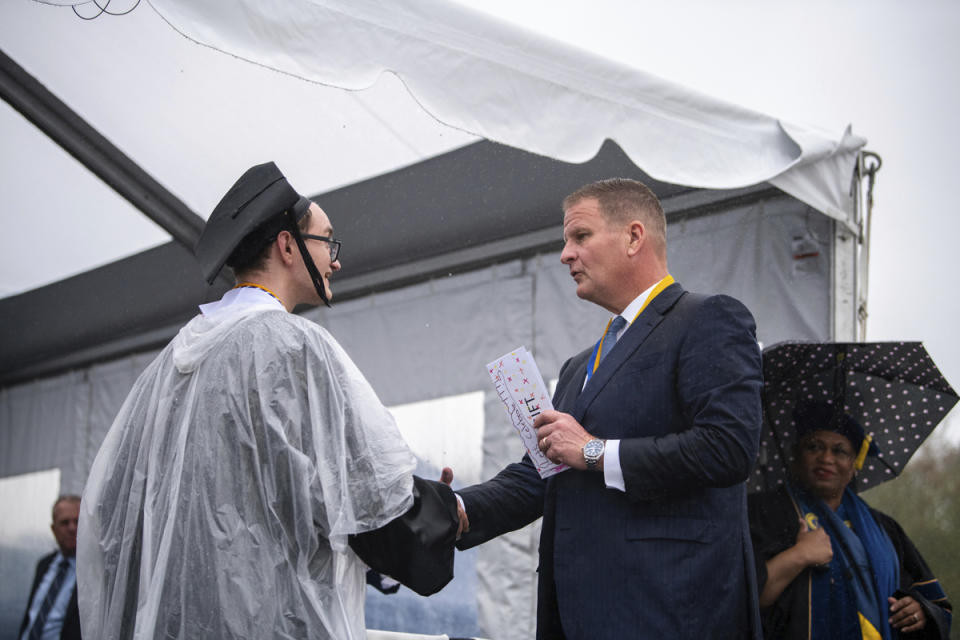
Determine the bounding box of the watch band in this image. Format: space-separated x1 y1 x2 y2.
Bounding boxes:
583 438 605 470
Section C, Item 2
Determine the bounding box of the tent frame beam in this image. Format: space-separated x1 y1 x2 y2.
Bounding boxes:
0 48 205 248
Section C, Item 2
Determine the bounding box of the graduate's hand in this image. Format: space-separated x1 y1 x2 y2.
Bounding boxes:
440 467 469 539
794 518 833 568
534 410 594 470
889 595 926 633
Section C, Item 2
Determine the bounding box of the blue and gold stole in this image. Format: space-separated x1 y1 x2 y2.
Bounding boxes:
789 485 900 640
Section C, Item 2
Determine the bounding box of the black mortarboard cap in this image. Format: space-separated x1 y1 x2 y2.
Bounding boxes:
195 162 311 284
794 400 879 467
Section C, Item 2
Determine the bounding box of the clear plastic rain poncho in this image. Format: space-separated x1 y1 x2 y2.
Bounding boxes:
78 291 417 639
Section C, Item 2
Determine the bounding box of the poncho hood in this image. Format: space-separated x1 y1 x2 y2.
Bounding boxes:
171 300 279 373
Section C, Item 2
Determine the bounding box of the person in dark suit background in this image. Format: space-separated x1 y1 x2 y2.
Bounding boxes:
456 178 764 639
20 495 82 640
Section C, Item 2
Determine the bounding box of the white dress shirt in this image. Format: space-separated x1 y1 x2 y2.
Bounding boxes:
21 553 76 640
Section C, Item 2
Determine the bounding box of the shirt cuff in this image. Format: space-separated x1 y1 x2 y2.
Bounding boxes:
455 492 465 514
603 439 626 491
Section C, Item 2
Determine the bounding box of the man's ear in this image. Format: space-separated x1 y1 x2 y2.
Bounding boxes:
626 220 645 257
275 230 297 266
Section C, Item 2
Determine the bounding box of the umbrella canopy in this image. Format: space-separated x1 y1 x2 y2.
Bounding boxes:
750 341 958 493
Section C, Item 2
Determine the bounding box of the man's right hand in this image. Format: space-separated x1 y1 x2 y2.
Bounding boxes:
441 466 469 538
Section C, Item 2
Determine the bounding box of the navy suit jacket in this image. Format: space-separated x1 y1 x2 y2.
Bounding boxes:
19 551 82 640
458 283 764 639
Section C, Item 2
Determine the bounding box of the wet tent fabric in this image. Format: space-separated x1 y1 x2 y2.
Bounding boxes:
28 0 864 229
150 0 864 223
0 195 835 638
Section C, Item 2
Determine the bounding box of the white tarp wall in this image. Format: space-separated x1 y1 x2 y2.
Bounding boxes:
0 194 836 638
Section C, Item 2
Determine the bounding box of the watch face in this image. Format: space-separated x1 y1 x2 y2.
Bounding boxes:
584 440 604 458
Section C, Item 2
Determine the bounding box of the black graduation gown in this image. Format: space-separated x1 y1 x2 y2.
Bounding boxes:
748 485 952 640
348 475 460 596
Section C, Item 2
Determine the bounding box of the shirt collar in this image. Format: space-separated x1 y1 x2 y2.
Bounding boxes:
52 551 76 568
616 276 667 331
199 286 284 318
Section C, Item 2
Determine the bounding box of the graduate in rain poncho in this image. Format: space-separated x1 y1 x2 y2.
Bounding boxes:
77 163 463 639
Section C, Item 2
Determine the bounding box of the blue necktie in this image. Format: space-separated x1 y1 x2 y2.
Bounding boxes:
27 557 69 640
598 316 628 365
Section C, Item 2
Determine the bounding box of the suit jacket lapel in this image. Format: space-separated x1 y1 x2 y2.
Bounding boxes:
553 348 592 413
572 283 686 421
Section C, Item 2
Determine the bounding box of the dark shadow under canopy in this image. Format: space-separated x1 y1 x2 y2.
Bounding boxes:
0 138 778 387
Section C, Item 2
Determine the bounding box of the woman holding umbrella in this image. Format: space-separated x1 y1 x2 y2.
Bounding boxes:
748 401 952 639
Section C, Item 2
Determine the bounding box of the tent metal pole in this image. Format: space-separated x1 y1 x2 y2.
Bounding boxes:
0 48 206 249
857 151 882 341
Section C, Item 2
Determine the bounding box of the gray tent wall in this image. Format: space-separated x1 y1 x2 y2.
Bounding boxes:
0 179 845 637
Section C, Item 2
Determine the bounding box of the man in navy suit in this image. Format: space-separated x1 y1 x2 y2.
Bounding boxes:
20 495 82 640
456 178 763 639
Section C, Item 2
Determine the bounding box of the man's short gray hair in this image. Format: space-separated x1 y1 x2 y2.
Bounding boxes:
563 178 666 258
52 494 81 521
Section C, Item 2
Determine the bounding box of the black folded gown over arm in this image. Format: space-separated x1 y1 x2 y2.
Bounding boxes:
349 476 460 596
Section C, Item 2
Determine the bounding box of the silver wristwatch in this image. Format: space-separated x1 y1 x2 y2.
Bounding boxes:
583 438 605 470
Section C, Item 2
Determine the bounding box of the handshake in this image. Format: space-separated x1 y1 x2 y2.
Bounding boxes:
348 466 469 596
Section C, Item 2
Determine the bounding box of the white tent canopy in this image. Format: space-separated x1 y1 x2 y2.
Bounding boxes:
146 0 864 214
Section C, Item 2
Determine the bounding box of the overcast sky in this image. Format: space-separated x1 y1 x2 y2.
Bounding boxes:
453 0 960 447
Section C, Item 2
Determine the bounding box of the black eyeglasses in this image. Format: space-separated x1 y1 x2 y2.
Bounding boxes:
301 234 341 262
800 440 853 462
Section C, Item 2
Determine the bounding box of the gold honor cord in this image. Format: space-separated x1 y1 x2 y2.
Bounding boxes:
589 274 676 376
855 434 873 471
234 282 286 308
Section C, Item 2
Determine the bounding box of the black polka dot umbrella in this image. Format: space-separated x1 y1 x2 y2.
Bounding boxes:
751 341 958 493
